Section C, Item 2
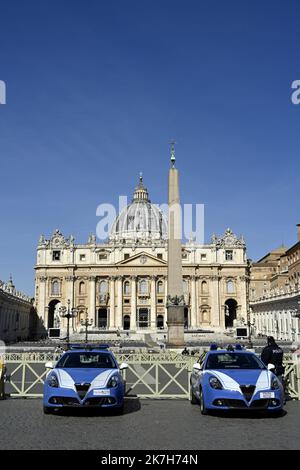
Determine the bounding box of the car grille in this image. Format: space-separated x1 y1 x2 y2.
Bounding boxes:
84 397 116 406
249 399 269 409
240 385 256 402
224 399 247 409
75 383 91 399
49 397 80 406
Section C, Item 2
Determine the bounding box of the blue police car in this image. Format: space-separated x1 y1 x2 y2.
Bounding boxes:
43 345 128 414
190 345 284 414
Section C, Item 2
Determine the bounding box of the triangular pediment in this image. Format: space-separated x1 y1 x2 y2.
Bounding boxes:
116 251 167 266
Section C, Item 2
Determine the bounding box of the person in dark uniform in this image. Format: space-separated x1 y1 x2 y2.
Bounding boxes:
181 347 190 356
261 336 285 379
0 359 6 400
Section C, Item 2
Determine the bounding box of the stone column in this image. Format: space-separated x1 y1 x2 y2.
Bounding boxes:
116 276 123 329
38 276 47 327
150 276 157 330
88 276 96 325
211 275 222 328
190 276 197 329
238 275 247 324
109 276 116 329
164 278 168 328
131 276 137 331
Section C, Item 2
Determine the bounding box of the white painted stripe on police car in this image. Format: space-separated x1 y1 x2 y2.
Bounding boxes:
254 370 271 393
90 369 115 388
206 370 241 391
56 369 76 390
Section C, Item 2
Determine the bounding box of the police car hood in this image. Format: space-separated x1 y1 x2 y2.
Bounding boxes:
55 368 116 388
209 369 271 390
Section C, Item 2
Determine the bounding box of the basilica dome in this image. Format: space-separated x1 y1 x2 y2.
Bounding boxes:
109 175 167 242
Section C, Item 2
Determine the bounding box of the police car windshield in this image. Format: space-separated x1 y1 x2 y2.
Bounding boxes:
56 352 117 369
205 353 264 370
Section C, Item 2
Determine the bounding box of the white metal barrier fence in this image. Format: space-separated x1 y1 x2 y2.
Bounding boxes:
2 353 300 400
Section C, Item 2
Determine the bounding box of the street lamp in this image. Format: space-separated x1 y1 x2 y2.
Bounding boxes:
59 299 78 347
80 309 93 344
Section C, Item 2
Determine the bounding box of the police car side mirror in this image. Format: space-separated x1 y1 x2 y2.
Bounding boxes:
45 361 54 370
119 363 128 371
267 363 275 371
193 363 202 372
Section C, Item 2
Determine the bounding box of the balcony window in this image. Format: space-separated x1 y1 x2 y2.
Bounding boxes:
139 280 148 295
51 280 60 296
52 251 61 261
124 281 130 295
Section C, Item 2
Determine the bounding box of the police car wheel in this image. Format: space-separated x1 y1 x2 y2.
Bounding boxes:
199 389 208 415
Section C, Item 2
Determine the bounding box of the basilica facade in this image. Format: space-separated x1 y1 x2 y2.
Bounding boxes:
35 177 248 334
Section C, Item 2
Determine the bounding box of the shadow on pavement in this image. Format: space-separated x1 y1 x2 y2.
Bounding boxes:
208 408 287 419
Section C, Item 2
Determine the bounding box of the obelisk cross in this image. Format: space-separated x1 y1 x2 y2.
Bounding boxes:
169 141 176 168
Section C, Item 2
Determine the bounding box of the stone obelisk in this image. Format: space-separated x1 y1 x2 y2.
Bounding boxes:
167 143 185 346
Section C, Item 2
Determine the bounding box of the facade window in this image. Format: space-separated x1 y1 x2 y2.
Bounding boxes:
227 280 235 294
157 254 163 260
201 281 208 294
157 281 164 294
79 282 85 295
225 250 233 261
139 280 148 294
124 253 130 260
202 309 210 323
51 280 60 296
80 254 86 261
52 251 61 261
99 280 108 294
99 253 108 260
182 251 188 259
124 281 130 295
201 254 207 261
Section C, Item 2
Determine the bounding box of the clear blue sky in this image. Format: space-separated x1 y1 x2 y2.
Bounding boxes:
0 0 300 295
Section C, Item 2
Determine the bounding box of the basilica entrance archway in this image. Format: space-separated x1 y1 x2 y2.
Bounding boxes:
138 308 149 329
123 315 130 330
98 308 108 329
48 299 60 329
157 315 164 329
225 299 237 328
184 307 189 329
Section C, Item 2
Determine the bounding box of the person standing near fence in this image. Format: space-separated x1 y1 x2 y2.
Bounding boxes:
0 356 6 400
261 336 285 384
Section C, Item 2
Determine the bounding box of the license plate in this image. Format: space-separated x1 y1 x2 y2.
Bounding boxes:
260 392 275 399
93 389 110 396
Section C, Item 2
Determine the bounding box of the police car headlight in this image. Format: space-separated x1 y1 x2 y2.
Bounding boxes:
108 375 120 388
209 376 223 390
271 378 280 390
48 374 59 388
